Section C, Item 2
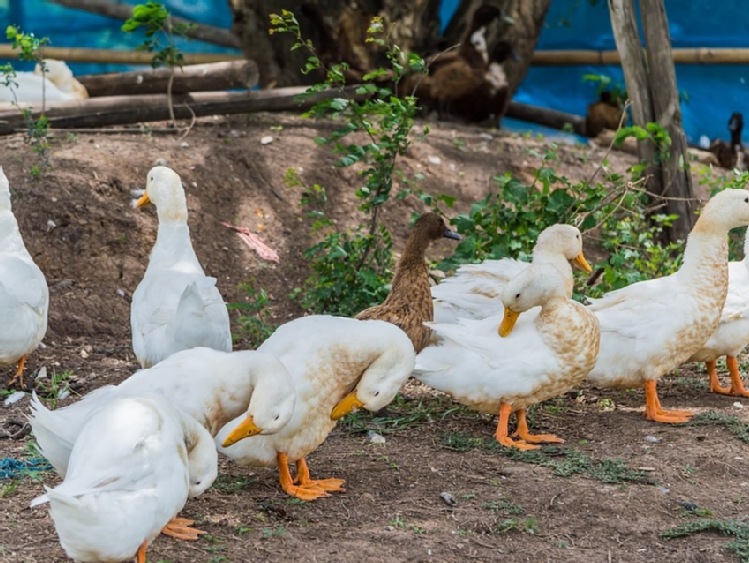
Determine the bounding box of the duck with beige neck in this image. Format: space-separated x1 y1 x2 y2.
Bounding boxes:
415 263 600 450
131 166 231 368
217 315 415 501
356 212 460 352
586 188 749 423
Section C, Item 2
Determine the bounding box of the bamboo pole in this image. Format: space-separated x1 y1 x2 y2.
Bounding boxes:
0 45 243 65
531 47 749 65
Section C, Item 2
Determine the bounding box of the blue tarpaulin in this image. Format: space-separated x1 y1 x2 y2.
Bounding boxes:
2 0 747 143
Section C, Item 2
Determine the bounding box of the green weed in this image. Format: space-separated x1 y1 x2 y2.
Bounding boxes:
662 519 749 562
690 411 749 444
228 281 276 347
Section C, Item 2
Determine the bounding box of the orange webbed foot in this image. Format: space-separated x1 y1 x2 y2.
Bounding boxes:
707 360 733 395
8 355 27 388
512 409 565 445
495 404 540 450
161 517 206 541
725 356 749 398
644 380 691 423
294 459 345 492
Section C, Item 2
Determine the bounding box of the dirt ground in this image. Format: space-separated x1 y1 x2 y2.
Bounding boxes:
1 112 748 562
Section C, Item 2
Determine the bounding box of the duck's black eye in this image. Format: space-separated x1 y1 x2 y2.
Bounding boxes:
374 391 380 397
274 414 280 421
515 293 521 299
576 234 580 239
745 197 748 203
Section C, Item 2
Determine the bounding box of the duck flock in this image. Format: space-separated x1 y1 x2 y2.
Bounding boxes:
2 161 749 562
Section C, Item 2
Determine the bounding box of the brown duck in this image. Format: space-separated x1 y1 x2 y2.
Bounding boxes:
709 112 748 170
585 91 624 137
356 212 460 352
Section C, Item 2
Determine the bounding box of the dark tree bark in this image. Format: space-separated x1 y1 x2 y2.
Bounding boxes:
608 0 694 242
228 0 548 95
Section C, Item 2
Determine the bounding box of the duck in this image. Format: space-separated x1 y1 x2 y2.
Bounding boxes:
216 315 415 501
0 60 87 104
688 228 749 397
414 263 600 450
0 166 48 387
585 91 625 137
29 346 296 479
31 394 217 562
355 212 460 352
411 4 501 119
131 166 232 368
432 224 591 323
586 188 749 422
33 60 89 99
709 112 748 170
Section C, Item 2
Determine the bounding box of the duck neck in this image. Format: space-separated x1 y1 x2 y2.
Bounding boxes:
731 127 743 151
145 220 201 275
391 231 429 286
532 251 574 298
204 353 262 434
677 226 729 295
0 210 29 256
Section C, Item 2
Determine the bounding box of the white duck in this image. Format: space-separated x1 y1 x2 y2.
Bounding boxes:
587 188 749 422
30 347 295 478
415 263 600 450
432 224 591 323
0 60 87 104
31 395 217 563
0 166 48 387
688 228 749 397
216 315 415 501
131 166 231 368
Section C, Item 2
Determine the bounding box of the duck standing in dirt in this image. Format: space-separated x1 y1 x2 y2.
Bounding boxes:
356 212 460 352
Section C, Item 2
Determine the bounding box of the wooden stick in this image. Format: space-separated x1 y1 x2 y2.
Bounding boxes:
0 45 243 65
0 86 364 135
505 101 587 136
532 47 749 65
77 60 258 97
47 0 241 49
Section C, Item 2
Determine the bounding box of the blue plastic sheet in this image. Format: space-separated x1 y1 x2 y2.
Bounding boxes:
0 456 52 480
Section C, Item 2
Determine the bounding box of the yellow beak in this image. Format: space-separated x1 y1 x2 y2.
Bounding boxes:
221 415 262 447
498 308 520 337
331 391 364 420
572 251 592 273
135 192 151 207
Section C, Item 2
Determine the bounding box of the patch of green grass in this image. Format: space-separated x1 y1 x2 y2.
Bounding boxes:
35 369 74 409
0 482 18 498
495 517 539 535
483 497 522 516
338 394 470 435
690 411 749 444
441 432 651 484
211 474 255 494
661 519 749 562
261 525 285 539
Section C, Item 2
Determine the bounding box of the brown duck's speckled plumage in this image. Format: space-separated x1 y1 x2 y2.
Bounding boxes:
356 213 459 352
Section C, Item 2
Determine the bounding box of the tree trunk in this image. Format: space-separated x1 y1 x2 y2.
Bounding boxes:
608 0 694 242
440 0 550 102
640 0 694 239
227 0 548 94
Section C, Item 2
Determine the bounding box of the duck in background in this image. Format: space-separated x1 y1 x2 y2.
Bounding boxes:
586 188 749 423
131 166 231 368
585 91 625 137
0 60 87 104
432 224 590 323
709 112 748 170
356 212 460 353
217 315 415 501
31 395 217 562
0 167 48 387
688 227 749 397
415 263 600 449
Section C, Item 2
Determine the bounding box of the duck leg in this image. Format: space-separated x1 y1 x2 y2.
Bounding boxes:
707 360 732 394
276 452 330 501
644 380 692 423
8 354 26 388
494 403 538 451
295 458 346 493
512 409 565 445
136 540 147 563
161 516 206 540
726 356 749 397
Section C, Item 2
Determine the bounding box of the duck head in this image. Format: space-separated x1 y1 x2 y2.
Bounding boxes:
412 212 461 244
185 424 219 498
498 264 568 337
693 188 749 235
220 358 297 447
534 224 591 273
136 166 189 222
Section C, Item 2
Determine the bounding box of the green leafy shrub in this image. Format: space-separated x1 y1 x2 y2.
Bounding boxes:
270 10 426 315
228 281 276 348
